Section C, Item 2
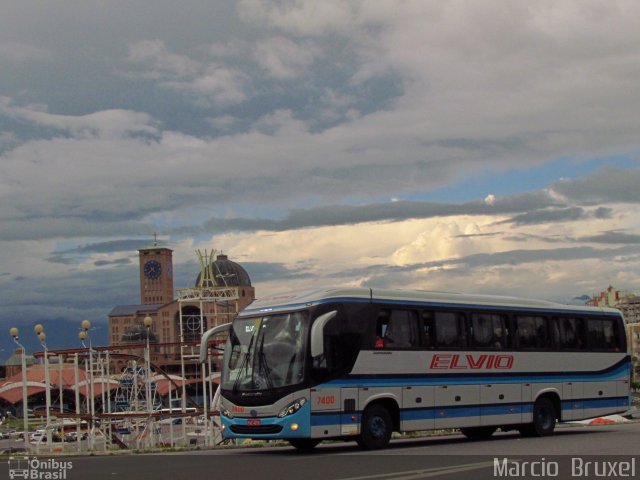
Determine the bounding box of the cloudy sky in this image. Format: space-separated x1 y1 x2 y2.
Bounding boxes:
2 0 640 354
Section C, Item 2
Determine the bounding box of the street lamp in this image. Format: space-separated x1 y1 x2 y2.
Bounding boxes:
9 327 29 448
80 320 95 449
143 315 154 448
34 325 51 440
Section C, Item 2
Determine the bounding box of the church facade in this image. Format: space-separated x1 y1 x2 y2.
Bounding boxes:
108 245 255 377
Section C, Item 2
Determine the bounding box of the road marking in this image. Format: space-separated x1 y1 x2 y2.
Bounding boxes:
335 460 495 480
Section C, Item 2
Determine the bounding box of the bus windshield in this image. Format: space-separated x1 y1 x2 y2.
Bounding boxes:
221 311 309 393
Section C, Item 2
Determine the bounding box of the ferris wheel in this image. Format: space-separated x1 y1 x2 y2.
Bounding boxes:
113 360 160 413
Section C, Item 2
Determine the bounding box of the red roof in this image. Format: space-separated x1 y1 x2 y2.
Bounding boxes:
4 364 88 387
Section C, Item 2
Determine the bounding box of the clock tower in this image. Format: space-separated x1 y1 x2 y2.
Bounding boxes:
139 243 174 305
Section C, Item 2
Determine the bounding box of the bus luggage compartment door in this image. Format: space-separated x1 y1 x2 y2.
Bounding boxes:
434 384 481 429
562 382 584 420
480 383 522 426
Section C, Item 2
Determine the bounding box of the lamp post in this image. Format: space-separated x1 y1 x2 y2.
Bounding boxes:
143 315 154 448
34 325 51 432
74 352 81 453
178 307 187 445
79 320 95 449
9 327 29 448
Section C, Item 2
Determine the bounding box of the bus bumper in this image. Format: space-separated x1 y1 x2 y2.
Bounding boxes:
221 402 311 440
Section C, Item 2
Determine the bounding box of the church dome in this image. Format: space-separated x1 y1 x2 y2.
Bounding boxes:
195 254 252 287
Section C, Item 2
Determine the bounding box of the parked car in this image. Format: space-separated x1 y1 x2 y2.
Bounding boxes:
29 430 45 443
64 431 87 442
29 429 62 443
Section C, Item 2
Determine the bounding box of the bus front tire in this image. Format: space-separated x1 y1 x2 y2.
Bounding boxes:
357 404 392 450
288 438 320 451
519 397 556 437
460 426 496 440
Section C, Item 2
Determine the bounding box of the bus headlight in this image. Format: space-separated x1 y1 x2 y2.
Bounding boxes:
277 398 307 418
222 410 233 419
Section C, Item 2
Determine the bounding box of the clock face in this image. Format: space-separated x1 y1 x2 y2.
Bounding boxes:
144 260 162 279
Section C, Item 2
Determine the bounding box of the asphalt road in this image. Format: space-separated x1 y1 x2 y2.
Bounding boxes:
2 423 639 480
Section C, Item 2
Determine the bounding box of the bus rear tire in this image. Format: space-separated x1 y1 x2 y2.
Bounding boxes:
519 397 556 437
357 404 392 450
460 426 496 440
288 438 320 451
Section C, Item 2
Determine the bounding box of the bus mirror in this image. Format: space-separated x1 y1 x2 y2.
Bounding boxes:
310 310 337 358
199 323 231 363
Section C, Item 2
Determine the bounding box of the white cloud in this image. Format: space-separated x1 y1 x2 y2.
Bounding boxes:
127 40 248 105
0 42 50 62
128 40 201 78
180 65 248 104
254 36 321 79
392 219 491 265
238 0 363 36
0 98 158 139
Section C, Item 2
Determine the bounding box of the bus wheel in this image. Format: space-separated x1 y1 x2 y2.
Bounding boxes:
357 404 392 450
520 397 556 437
288 438 320 451
460 426 496 440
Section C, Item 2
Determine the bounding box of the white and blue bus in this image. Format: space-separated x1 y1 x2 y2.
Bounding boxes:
200 288 631 450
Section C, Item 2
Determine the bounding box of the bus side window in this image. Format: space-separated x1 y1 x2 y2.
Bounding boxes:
421 311 435 349
559 317 584 350
434 311 465 349
587 318 622 351
470 313 508 350
376 309 420 349
516 315 548 349
375 309 391 349
548 318 561 350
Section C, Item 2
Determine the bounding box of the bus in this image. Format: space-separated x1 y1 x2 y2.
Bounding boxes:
199 288 631 450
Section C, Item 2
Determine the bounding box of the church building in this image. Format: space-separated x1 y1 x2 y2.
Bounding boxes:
108 244 255 377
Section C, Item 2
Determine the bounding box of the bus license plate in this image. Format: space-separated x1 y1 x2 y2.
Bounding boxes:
247 419 261 426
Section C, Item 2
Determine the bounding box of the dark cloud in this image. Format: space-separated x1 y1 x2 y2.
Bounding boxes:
502 234 567 244
68 239 155 254
497 204 617 226
552 168 640 204
94 258 132 267
577 231 640 244
457 246 639 268
453 232 502 239
47 239 156 265
335 245 640 279
498 207 589 226
0 218 153 241
182 191 561 235
593 207 614 219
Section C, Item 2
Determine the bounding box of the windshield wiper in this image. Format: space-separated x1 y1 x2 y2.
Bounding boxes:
256 334 275 394
232 330 256 394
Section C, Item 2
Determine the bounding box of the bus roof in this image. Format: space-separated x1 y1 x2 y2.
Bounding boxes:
240 287 622 317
